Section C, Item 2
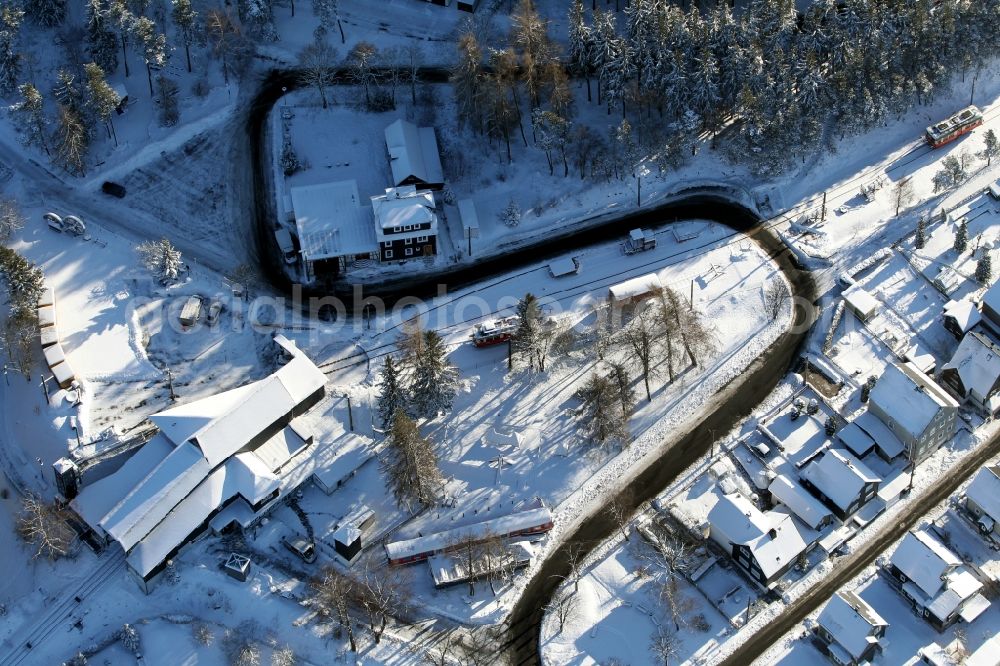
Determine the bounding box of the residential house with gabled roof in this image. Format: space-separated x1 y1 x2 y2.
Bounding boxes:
964 465 1000 539
940 330 1000 416
768 474 834 531
887 530 990 630
384 119 444 190
942 299 981 339
371 186 439 262
980 280 1000 337
814 590 889 666
707 492 817 589
867 362 959 463
800 449 881 521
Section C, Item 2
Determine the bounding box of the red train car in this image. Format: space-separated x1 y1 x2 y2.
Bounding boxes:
926 105 983 148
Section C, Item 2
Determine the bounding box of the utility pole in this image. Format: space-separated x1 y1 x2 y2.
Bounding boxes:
709 428 716 458
821 191 827 224
166 368 176 402
690 280 694 309
507 338 513 371
40 376 50 402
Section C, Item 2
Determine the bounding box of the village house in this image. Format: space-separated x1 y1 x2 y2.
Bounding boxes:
939 330 1000 416
979 280 1000 337
288 179 377 281
706 492 817 589
800 449 881 521
384 119 444 190
68 336 370 593
887 530 990 630
843 286 879 322
867 362 959 463
371 186 439 262
768 474 835 531
963 465 1000 540
942 299 981 339
814 590 889 666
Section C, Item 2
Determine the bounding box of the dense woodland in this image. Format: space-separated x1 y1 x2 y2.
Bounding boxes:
450 0 1000 180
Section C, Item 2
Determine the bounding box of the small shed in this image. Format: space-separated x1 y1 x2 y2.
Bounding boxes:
989 180 1000 200
844 287 879 322
609 273 662 304
179 296 202 327
37 304 56 328
51 360 75 389
39 326 59 348
43 343 66 368
37 286 55 308
332 504 375 562
224 553 251 582
457 199 480 240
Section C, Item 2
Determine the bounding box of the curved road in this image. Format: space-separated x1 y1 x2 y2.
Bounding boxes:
506 226 818 665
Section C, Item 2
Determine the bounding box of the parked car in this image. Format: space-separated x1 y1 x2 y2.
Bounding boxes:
101 181 126 198
282 537 316 564
206 300 223 326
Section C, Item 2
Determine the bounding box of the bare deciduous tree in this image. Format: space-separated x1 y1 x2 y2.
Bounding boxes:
763 279 789 322
649 626 680 666
545 585 578 634
310 566 358 652
355 560 411 645
605 490 633 541
16 495 76 560
893 175 914 217
619 306 660 401
297 36 337 109
577 372 629 448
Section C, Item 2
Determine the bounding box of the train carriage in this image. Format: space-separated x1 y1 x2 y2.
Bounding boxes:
926 105 983 148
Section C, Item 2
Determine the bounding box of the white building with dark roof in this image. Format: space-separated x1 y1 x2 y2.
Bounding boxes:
70 336 367 593
371 186 439 262
707 493 817 588
964 465 1000 539
814 590 889 666
867 362 958 463
289 180 377 280
940 330 1000 416
887 530 990 630
800 449 881 521
384 119 444 190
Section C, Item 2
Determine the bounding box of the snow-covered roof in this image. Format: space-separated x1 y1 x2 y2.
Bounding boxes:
371 186 438 240
71 434 175 530
869 362 958 441
981 281 1000 321
853 410 905 459
290 180 377 261
942 330 1000 401
385 506 553 562
549 257 578 277
768 475 833 530
966 465 1000 522
310 432 377 491
943 299 981 334
384 119 444 187
891 530 961 598
816 591 888 660
844 287 879 319
73 338 330 581
100 441 210 552
707 493 816 580
800 449 880 513
152 350 326 468
608 273 662 302
836 422 876 458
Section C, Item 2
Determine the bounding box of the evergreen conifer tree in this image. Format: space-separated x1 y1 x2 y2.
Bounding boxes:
382 411 443 510
410 330 458 417
954 220 969 254
976 252 992 285
376 356 407 428
914 216 926 250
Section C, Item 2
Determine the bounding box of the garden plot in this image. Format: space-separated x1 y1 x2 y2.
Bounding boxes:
540 533 732 666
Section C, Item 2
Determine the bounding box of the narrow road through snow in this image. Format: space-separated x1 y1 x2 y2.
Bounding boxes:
506 226 817 666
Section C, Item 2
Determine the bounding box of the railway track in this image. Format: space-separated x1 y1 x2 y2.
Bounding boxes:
0 547 125 666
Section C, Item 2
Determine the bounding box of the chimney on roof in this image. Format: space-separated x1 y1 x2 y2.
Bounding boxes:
768 528 777 539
